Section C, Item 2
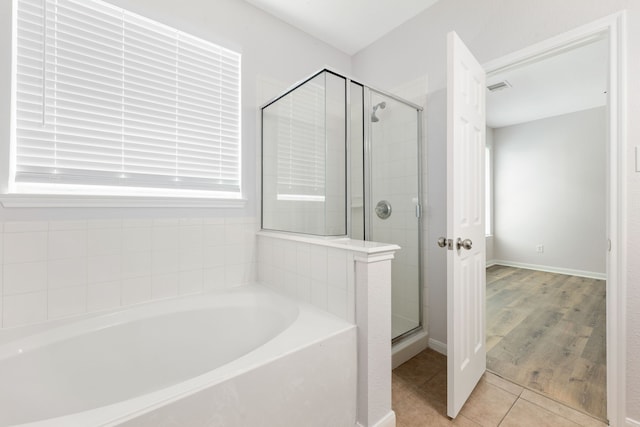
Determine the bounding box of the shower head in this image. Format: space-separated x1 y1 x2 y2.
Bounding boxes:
371 101 387 122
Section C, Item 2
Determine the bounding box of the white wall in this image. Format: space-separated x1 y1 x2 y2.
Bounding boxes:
493 107 606 277
0 0 351 326
352 0 640 420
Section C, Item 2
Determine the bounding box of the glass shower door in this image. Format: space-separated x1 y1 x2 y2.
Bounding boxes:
367 90 421 340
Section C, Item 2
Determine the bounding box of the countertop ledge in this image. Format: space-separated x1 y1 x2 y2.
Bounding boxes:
257 230 401 254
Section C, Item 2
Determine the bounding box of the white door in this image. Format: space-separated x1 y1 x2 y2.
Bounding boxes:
446 31 487 418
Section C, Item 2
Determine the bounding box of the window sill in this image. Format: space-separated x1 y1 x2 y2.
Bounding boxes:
0 194 247 208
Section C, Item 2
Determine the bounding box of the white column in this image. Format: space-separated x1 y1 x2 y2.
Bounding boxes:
355 250 397 427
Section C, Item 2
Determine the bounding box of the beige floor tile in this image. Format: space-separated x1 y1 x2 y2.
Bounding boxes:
394 348 446 387
500 399 582 427
519 390 607 427
417 370 448 407
483 372 524 396
458 380 518 427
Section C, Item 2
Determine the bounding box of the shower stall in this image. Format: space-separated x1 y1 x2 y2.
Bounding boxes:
261 69 422 342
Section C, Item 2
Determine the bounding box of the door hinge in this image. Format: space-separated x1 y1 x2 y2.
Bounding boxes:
416 204 421 218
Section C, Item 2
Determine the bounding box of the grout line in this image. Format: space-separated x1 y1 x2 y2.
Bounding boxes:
497 395 519 426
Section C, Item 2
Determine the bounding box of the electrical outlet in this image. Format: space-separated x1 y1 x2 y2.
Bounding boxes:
536 245 544 253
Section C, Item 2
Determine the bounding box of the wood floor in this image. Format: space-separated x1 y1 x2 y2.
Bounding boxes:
486 265 607 421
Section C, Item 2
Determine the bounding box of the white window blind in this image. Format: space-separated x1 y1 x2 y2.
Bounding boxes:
14 0 241 196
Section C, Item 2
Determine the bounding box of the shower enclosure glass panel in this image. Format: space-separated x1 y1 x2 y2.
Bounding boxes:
262 72 347 235
367 90 421 340
261 69 422 343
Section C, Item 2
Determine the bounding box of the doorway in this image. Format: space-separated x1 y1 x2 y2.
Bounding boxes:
482 24 618 422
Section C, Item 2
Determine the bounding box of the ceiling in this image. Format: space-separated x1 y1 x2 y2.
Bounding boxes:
486 37 608 128
245 0 607 127
244 0 441 55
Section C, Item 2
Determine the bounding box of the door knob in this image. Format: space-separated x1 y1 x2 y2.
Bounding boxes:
437 237 448 248
456 238 473 250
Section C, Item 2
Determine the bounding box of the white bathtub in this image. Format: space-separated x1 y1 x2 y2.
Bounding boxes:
0 285 357 427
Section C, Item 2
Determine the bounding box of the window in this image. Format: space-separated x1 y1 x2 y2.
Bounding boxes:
13 0 241 199
485 145 492 235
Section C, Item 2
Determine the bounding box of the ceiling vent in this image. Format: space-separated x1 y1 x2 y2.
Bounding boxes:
487 80 512 92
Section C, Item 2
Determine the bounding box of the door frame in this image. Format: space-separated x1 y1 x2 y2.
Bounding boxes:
482 12 627 426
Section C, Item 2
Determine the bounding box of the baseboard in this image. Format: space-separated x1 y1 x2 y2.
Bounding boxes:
392 330 428 369
627 417 640 427
491 260 606 280
357 410 396 427
486 259 498 267
428 338 447 355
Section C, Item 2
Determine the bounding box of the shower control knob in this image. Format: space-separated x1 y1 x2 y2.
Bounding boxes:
375 200 392 219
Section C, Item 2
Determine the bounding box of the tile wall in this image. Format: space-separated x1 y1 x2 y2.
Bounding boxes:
257 233 355 323
0 217 258 328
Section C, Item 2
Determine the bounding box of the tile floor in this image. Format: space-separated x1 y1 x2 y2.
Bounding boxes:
392 348 608 427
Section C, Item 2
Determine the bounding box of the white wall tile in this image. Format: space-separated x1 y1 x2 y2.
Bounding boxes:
87 281 121 312
179 218 203 226
311 279 328 310
203 267 226 291
179 225 203 251
179 249 203 272
282 241 297 272
122 218 153 228
48 229 87 260
3 221 48 233
153 218 180 227
327 250 348 290
88 227 122 256
121 251 152 279
4 232 47 264
225 264 248 286
224 244 253 266
3 262 47 295
225 223 252 245
3 291 47 327
152 273 179 299
203 245 225 268
48 286 87 319
122 227 152 253
296 244 311 276
327 286 348 320
48 258 87 289
122 276 152 305
49 220 87 231
88 254 122 284
204 224 225 246
310 245 328 282
87 219 122 229
0 216 258 328
152 250 179 275
297 277 312 303
179 269 203 295
152 226 179 251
